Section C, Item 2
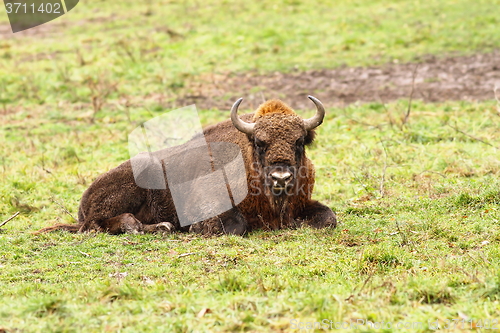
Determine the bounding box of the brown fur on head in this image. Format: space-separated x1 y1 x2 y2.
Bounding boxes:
251 100 316 167
251 99 316 147
253 113 309 166
243 100 317 214
253 99 296 121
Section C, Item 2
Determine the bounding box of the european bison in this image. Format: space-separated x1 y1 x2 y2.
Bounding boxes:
40 96 336 235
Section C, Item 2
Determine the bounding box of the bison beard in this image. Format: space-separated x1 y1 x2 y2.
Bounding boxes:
38 96 337 235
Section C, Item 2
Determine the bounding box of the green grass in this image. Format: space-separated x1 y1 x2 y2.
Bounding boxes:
2 99 500 332
1 0 500 332
1 0 500 113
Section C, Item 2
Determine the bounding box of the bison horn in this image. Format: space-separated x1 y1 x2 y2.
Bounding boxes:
231 98 255 135
303 95 325 130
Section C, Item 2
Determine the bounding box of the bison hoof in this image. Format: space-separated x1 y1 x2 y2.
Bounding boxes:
156 222 175 233
119 214 144 234
143 222 175 234
188 222 204 234
188 208 248 236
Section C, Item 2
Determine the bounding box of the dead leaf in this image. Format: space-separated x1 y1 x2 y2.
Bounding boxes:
159 301 174 312
197 308 211 318
142 276 154 285
109 272 128 279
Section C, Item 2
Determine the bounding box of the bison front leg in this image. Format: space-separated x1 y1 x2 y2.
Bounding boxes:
296 200 337 229
97 213 174 234
189 207 248 236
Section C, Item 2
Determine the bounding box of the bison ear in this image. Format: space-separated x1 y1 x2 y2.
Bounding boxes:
304 129 316 146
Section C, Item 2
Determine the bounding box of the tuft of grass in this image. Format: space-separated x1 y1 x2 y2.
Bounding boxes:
454 190 500 208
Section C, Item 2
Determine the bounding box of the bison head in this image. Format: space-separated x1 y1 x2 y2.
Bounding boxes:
230 96 325 198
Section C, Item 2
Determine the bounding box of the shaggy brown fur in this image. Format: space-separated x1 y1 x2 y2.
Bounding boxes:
38 99 337 235
253 99 296 119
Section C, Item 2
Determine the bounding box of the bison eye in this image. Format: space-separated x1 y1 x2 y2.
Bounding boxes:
255 138 267 148
296 137 305 147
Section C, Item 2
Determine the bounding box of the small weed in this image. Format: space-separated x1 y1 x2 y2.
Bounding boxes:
345 206 385 216
411 286 455 305
25 297 65 317
214 275 248 293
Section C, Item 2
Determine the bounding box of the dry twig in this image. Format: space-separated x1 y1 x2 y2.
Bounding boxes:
342 108 383 129
402 64 419 127
78 251 91 257
357 268 375 296
378 139 389 198
51 197 78 222
178 252 196 258
85 76 118 123
0 211 20 228
447 123 499 150
395 219 411 248
494 85 500 115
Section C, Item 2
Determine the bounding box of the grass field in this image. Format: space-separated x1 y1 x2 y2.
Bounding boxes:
1 0 500 332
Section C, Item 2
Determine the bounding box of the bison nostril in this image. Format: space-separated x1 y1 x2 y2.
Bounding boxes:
271 171 292 186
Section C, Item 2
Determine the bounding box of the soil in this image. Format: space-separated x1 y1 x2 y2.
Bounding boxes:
177 51 500 110
2 19 499 111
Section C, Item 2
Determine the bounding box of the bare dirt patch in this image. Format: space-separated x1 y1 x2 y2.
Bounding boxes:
176 52 500 110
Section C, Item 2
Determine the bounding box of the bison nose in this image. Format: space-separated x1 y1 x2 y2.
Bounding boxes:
271 171 292 188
